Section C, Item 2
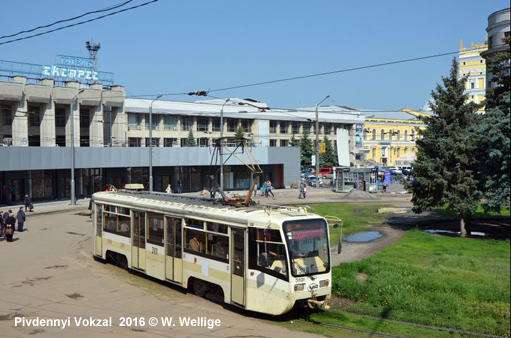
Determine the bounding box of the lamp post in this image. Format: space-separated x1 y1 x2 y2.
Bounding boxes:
315 95 330 188
149 94 162 192
219 98 230 192
71 88 85 205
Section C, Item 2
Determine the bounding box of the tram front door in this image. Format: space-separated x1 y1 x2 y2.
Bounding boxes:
165 216 183 283
132 212 146 270
231 228 245 306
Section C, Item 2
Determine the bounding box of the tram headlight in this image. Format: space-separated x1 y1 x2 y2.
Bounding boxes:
319 279 330 287
294 283 305 292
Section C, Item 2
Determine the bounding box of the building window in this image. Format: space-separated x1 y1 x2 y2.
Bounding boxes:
212 118 221 132
79 109 90 128
164 138 177 147
303 122 310 134
324 123 331 134
280 139 288 147
397 148 401 157
1 104 13 125
363 129 368 141
389 129 394 141
404 130 408 141
470 81 475 89
380 129 385 141
180 138 187 147
198 138 209 147
227 119 237 132
55 108 66 128
269 139 277 147
280 121 288 134
29 106 41 127
181 117 193 131
269 121 277 133
197 118 208 132
128 114 142 130
164 116 178 130
145 138 159 147
411 129 416 141
372 129 377 141
240 119 251 133
146 115 160 130
397 130 401 141
291 122 300 134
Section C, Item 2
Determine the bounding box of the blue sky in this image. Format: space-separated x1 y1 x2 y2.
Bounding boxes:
0 1 508 110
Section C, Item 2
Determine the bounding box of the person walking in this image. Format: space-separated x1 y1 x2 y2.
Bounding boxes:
165 184 172 194
298 182 304 199
177 179 182 194
24 194 33 212
16 207 26 232
253 183 258 197
267 181 274 198
5 212 16 242
262 181 267 197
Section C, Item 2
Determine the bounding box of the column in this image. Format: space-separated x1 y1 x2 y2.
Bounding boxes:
40 100 56 146
89 104 104 147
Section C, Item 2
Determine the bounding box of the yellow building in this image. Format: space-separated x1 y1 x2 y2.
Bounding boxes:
360 109 427 167
459 39 487 111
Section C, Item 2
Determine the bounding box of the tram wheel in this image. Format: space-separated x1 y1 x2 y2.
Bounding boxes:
193 279 209 297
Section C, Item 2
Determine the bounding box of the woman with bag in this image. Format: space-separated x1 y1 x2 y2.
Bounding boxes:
4 212 16 242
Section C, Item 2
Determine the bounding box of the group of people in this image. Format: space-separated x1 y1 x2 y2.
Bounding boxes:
165 179 183 194
0 206 28 242
255 181 274 198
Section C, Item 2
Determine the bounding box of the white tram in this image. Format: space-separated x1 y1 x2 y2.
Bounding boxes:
92 190 333 315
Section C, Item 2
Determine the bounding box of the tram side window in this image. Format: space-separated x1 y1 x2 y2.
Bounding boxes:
206 234 229 262
147 213 164 246
103 209 130 238
248 228 287 279
185 218 204 230
185 228 205 253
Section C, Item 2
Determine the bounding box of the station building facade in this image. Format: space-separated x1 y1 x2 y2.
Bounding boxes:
0 74 364 203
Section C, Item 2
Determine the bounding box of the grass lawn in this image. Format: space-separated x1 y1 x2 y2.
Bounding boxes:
283 204 510 337
328 230 510 336
435 203 510 217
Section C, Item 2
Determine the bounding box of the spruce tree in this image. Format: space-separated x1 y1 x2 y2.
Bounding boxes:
235 125 245 142
299 131 314 169
321 136 337 167
478 36 510 213
185 130 196 147
290 134 299 147
411 59 481 237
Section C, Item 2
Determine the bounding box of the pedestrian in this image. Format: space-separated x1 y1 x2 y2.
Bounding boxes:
5 212 16 242
253 183 258 197
16 207 26 232
299 182 304 199
177 179 182 194
165 184 172 194
88 199 93 219
209 188 216 199
2 209 10 221
0 211 4 237
262 181 267 197
383 180 388 193
24 194 32 212
267 181 274 198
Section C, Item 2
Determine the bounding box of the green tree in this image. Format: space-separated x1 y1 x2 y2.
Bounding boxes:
185 130 196 147
235 125 244 142
478 36 510 213
299 131 314 169
411 59 481 237
290 134 299 147
320 137 336 167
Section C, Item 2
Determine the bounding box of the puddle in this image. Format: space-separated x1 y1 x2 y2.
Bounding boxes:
424 230 488 237
343 231 383 243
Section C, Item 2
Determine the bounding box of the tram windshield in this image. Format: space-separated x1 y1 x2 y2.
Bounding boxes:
283 219 330 277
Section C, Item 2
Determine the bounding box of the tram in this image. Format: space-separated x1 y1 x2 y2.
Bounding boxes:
92 190 334 315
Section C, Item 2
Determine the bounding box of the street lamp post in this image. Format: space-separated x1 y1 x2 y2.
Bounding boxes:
71 88 85 205
315 95 330 188
219 98 230 192
149 94 162 192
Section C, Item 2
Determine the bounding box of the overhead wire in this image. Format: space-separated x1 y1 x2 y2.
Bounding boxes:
0 0 158 47
0 0 133 40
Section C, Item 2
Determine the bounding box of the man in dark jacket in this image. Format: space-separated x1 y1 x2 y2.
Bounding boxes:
24 194 33 212
17 207 26 232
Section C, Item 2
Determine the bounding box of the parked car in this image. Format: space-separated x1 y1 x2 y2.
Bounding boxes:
306 175 323 187
385 166 402 174
313 167 333 178
300 168 314 179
